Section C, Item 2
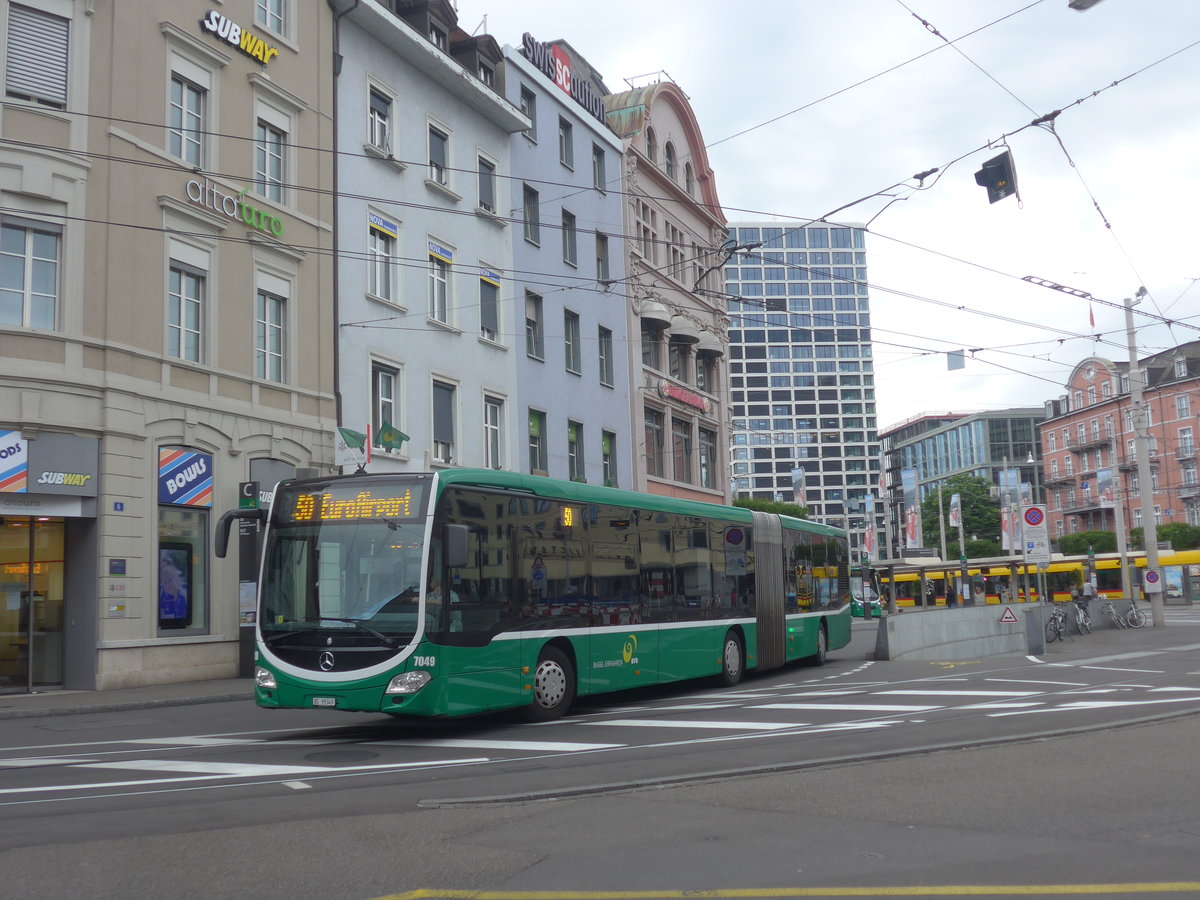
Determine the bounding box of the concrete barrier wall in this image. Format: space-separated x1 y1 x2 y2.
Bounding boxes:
874 604 1046 661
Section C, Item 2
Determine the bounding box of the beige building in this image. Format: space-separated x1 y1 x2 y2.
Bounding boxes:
1 0 335 692
604 80 729 503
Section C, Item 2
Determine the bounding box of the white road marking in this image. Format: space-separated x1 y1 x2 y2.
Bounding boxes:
594 719 800 731
374 738 622 751
873 696 1041 700
0 757 93 768
985 678 1090 686
754 702 942 712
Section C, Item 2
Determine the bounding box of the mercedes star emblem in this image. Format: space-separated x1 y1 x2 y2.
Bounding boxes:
319 651 335 671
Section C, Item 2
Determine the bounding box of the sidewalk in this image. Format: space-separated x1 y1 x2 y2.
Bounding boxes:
0 677 254 721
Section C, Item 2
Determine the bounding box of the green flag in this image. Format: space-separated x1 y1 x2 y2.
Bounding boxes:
338 426 367 450
376 419 409 452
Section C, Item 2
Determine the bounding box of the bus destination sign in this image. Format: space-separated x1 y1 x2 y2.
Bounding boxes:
282 484 428 523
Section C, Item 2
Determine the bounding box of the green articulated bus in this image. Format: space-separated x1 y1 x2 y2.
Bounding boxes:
216 469 852 721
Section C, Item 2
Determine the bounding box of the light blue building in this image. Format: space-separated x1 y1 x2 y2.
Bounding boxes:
503 36 632 486
332 1 528 472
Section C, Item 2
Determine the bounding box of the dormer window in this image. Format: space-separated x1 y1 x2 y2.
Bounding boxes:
478 62 495 87
429 22 448 50
1175 356 1188 378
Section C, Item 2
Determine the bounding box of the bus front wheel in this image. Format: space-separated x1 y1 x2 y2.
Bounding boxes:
719 631 745 686
525 646 576 722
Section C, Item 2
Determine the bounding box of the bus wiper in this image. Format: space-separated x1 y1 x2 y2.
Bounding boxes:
311 616 402 648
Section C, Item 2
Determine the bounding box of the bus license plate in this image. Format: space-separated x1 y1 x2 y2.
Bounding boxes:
312 697 337 708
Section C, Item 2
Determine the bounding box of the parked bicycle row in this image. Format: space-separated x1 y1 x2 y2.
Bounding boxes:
1045 594 1147 643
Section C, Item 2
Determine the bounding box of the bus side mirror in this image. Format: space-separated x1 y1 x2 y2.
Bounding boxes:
215 508 266 558
445 523 469 568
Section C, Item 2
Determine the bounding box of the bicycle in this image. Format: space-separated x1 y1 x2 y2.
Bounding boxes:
1073 599 1091 635
1099 597 1128 629
1126 594 1148 628
1045 602 1068 643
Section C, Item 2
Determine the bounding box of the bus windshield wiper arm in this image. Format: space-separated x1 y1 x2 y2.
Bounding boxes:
312 616 401 648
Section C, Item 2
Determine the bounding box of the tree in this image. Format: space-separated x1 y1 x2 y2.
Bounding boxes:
1056 531 1117 555
1130 523 1200 551
733 497 808 519
919 475 999 556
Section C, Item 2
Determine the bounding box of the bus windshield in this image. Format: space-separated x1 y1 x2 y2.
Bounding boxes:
259 477 433 647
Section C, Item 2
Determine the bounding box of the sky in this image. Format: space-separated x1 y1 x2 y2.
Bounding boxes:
459 0 1200 430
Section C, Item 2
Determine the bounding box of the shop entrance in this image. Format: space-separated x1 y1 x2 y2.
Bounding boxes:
0 517 65 693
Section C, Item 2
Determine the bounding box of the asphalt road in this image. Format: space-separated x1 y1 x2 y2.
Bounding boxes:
3 615 1200 899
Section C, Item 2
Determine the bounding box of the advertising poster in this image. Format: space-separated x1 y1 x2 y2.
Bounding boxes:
901 467 922 550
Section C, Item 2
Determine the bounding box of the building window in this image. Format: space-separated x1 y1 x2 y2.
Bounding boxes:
561 210 577 266
372 362 399 446
525 291 544 359
672 418 693 483
564 310 582 375
645 408 665 477
167 262 204 362
255 290 286 382
669 341 688 383
428 252 450 324
255 120 287 203
432 380 456 463
558 117 573 168
528 409 547 474
5 5 69 109
479 273 499 341
484 395 504 469
428 124 449 185
429 21 448 50
367 215 398 303
602 431 617 487
636 200 658 263
645 126 657 163
685 162 695 196
1177 394 1192 419
696 354 714 393
664 142 677 179
256 0 287 34
478 61 495 87
519 85 537 141
699 427 717 489
523 184 540 244
567 421 584 481
642 322 663 371
1 219 60 329
595 231 609 281
477 156 496 213
592 144 606 192
368 88 391 152
598 326 614 387
1181 427 1195 455
169 75 205 166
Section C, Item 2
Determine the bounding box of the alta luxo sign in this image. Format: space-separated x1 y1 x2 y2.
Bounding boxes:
200 11 279 65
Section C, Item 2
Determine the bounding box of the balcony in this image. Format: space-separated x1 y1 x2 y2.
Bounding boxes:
1180 483 1199 500
1177 444 1197 462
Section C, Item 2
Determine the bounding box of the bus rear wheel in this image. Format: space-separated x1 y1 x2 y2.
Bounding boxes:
719 631 744 686
525 646 576 722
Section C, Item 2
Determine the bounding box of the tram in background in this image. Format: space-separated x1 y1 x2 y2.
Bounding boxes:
873 548 1200 608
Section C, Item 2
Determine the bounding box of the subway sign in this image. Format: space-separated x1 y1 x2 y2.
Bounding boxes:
200 11 279 65
519 33 607 124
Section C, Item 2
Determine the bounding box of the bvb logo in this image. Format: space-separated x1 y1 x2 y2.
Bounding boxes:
621 634 638 664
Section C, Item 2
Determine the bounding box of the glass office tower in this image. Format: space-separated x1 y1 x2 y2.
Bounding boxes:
725 222 880 542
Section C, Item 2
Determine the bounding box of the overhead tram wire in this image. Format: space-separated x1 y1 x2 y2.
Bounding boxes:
705 0 1049 150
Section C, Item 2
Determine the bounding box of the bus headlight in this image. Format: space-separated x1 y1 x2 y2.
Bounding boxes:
254 666 277 689
385 671 431 695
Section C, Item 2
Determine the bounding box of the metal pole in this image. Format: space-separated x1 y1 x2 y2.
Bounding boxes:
1110 439 1133 603
1124 290 1165 626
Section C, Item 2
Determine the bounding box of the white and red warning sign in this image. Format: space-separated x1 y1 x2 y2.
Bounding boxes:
998 607 1019 624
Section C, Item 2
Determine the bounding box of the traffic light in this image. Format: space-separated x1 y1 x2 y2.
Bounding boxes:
974 151 1017 204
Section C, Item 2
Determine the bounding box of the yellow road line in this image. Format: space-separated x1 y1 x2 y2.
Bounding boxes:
373 884 1200 899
